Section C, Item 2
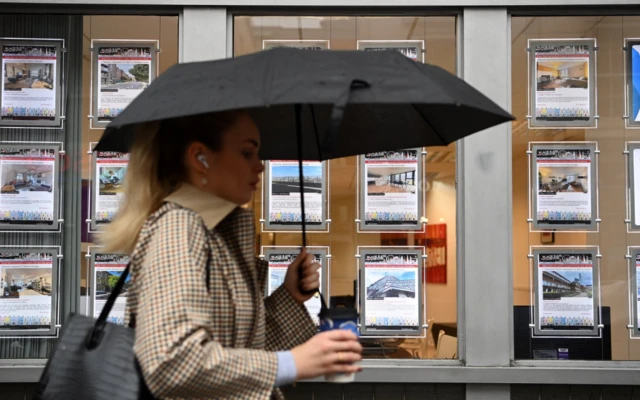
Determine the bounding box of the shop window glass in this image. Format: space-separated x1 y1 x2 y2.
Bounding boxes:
512 16 640 361
80 16 179 336
235 15 457 360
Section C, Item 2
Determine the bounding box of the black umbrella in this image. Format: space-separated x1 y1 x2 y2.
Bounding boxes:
94 48 513 294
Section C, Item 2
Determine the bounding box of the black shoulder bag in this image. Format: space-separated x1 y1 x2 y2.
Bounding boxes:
35 222 212 400
34 262 155 400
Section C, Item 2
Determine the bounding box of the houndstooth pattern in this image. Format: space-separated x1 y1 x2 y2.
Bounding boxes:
125 202 317 400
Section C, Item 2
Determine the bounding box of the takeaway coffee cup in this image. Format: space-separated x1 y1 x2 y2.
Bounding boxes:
318 307 359 383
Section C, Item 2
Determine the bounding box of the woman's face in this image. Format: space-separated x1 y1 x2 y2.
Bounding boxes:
190 113 264 205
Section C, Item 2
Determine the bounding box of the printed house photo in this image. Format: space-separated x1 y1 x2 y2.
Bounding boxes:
101 63 149 91
1 164 53 194
367 166 416 194
270 164 322 195
1 268 52 299
542 270 593 300
366 269 416 300
4 63 54 90
538 166 588 194
98 166 126 194
537 60 588 90
95 270 132 300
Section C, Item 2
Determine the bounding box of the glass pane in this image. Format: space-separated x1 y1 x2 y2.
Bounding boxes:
512 16 640 361
80 15 179 328
235 15 457 360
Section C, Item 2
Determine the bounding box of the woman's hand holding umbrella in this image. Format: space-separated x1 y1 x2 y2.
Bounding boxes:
284 248 321 305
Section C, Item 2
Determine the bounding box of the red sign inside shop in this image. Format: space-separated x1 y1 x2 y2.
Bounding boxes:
380 223 447 284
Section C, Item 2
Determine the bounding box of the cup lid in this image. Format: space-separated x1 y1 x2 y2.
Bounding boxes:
318 307 358 320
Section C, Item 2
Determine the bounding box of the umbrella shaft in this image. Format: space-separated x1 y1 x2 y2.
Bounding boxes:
295 103 307 248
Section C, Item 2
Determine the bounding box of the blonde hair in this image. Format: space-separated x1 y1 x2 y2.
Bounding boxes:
100 111 243 254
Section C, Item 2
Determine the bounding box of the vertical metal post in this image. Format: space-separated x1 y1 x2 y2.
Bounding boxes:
460 7 512 400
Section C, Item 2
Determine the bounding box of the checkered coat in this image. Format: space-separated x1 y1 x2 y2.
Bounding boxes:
125 202 317 400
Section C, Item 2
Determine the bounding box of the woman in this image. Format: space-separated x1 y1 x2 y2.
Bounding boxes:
101 111 362 399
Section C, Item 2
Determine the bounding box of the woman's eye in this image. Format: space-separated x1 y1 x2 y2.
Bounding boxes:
242 151 253 159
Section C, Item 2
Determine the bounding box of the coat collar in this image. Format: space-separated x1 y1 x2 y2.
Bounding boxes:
164 183 238 230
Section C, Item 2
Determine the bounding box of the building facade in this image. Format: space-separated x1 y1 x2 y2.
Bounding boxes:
1 1 640 400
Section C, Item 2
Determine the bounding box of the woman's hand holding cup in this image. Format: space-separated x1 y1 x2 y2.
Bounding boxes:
291 330 362 381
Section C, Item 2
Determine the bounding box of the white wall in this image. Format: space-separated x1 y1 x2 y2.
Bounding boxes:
425 179 457 323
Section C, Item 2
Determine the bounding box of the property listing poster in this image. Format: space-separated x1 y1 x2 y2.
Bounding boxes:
533 42 591 123
94 151 128 225
535 147 592 226
537 252 595 331
357 41 423 62
0 252 53 330
1 45 57 121
363 149 419 228
97 47 151 122
0 147 56 225
633 148 640 227
267 160 324 226
636 253 640 333
363 252 420 330
93 253 129 325
266 251 323 324
262 40 328 51
630 41 640 126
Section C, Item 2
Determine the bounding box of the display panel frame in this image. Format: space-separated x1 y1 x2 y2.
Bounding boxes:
260 246 329 325
262 39 330 50
627 247 640 339
87 247 130 325
88 141 129 232
89 39 158 129
261 159 330 233
356 40 425 62
0 142 63 232
527 38 597 129
624 38 640 129
0 38 65 129
357 246 425 338
531 246 601 338
0 245 61 337
625 142 640 232
529 141 599 232
357 148 426 233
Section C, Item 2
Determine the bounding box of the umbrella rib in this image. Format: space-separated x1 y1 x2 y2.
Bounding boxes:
410 104 448 146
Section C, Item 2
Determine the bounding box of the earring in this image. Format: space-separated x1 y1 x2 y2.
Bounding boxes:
201 176 208 186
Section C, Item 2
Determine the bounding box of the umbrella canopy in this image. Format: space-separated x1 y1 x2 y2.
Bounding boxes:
94 48 513 159
93 48 513 297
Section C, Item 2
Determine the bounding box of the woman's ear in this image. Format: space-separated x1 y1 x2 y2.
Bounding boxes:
185 142 209 175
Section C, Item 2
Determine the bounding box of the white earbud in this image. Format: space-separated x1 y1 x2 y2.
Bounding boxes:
197 154 209 169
